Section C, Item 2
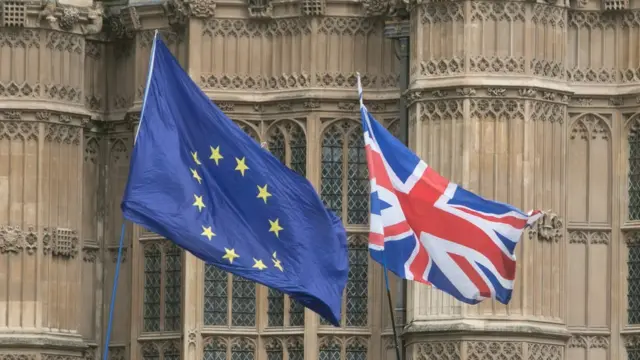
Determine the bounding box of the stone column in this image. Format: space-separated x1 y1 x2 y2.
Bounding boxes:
405 0 569 358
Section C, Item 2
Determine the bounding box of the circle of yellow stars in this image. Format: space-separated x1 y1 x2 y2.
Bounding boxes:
188 146 284 272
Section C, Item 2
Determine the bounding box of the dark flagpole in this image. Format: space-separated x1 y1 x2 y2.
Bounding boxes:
357 73 403 360
383 17 411 360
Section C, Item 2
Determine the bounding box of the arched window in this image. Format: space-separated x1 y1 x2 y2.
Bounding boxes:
142 241 183 332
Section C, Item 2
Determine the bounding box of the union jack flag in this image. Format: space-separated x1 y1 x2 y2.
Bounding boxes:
358 77 542 304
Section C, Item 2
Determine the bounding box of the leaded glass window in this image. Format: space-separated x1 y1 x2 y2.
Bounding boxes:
287 338 304 360
142 241 182 332
164 244 182 331
204 338 227 360
289 299 305 326
629 341 640 360
163 342 181 360
318 337 341 360
321 123 345 218
142 343 160 360
204 265 228 326
346 130 368 224
267 288 285 327
320 120 369 225
629 242 640 324
232 276 256 327
265 338 284 360
234 120 260 144
345 338 368 360
346 235 369 327
630 129 640 220
143 244 162 332
231 338 255 360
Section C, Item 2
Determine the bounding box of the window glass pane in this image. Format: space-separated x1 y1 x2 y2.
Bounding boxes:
204 265 228 326
143 244 161 332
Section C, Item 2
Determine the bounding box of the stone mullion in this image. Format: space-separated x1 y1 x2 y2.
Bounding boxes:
304 113 320 360
609 107 623 360
183 17 203 360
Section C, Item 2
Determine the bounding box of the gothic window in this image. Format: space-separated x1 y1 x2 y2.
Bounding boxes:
232 276 256 327
265 120 308 327
143 242 183 332
629 241 640 324
629 127 640 220
287 338 304 360
265 338 284 360
203 337 227 360
266 120 307 177
629 340 640 360
321 120 369 224
204 265 228 326
141 341 181 360
203 265 257 327
318 337 342 360
233 120 261 144
231 337 256 360
345 235 369 327
345 338 368 360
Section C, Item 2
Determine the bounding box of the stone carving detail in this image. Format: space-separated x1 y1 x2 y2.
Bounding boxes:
202 18 311 37
0 121 38 141
45 124 81 145
0 225 38 254
569 230 610 245
0 82 41 98
83 246 99 263
420 100 463 122
0 29 39 48
44 84 83 103
470 56 525 74
59 7 80 31
603 0 627 10
421 57 464 77
569 335 609 349
471 99 525 122
624 231 640 246
200 73 310 90
247 0 273 18
527 343 562 360
422 2 463 23
624 334 640 347
528 211 563 242
570 114 609 140
139 29 182 48
1 0 28 27
38 0 58 27
2 111 22 120
318 17 376 36
467 341 522 360
567 11 615 83
108 247 128 263
81 2 104 35
42 227 79 258
470 1 525 21
415 341 461 360
0 354 38 360
530 101 565 123
301 0 324 16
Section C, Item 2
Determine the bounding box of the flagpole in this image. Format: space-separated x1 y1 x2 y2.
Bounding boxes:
102 29 160 360
357 73 402 360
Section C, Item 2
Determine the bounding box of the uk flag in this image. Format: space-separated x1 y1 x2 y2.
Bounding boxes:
358 77 542 304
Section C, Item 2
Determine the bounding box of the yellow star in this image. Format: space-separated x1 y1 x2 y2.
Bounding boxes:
269 218 283 238
191 151 202 165
222 248 239 264
201 225 216 241
272 258 283 272
193 194 206 212
235 157 249 176
210 145 223 165
253 258 267 270
190 168 202 184
257 184 272 204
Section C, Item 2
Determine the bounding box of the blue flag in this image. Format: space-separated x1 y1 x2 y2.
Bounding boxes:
121 34 348 326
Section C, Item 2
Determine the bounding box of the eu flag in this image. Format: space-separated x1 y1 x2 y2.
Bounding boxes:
121 34 349 325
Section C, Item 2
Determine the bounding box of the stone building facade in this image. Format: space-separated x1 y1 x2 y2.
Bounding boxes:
0 0 640 359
